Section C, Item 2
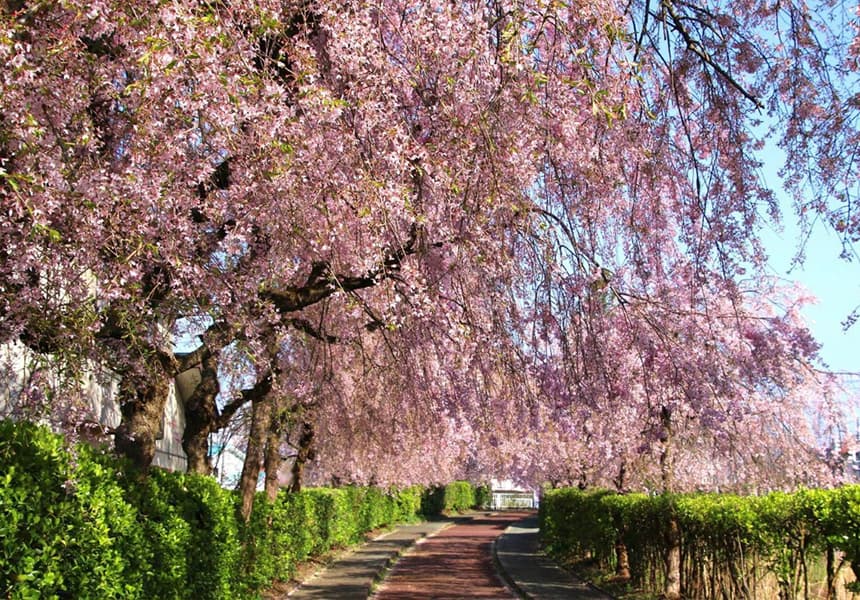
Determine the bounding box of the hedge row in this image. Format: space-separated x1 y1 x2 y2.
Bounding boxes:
0 420 484 599
420 479 490 514
540 487 860 599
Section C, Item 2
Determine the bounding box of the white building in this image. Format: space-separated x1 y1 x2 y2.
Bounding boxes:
1 340 187 471
489 478 538 510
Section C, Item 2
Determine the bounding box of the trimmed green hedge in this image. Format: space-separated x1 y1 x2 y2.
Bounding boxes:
540 486 860 598
0 421 143 599
474 483 492 509
0 421 486 599
420 480 482 515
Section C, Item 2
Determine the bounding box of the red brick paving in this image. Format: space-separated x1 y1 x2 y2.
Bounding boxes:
373 513 529 600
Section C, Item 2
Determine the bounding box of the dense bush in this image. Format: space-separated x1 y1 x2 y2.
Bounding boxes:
474 483 492 509
0 421 485 599
420 480 481 515
442 480 476 513
392 484 425 521
0 421 143 599
237 490 307 592
540 486 860 599
236 483 433 594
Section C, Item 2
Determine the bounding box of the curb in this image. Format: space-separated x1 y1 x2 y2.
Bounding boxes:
492 534 530 599
369 520 455 596
286 520 452 599
493 517 616 600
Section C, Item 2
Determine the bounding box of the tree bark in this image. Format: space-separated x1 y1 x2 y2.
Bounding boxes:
114 370 171 470
263 399 288 502
615 535 631 581
289 420 315 493
180 350 220 475
613 461 630 581
238 384 273 522
659 407 681 599
664 515 682 600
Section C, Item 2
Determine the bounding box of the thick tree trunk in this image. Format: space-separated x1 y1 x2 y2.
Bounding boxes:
180 351 220 475
658 407 681 599
613 462 630 581
238 392 273 522
263 400 287 502
615 535 631 581
289 420 315 493
114 371 171 470
825 545 834 600
851 561 860 597
183 423 212 474
664 515 682 600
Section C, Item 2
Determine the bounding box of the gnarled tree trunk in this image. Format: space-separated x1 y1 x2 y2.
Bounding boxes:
237 373 274 522
664 515 682 600
180 350 220 474
289 420 315 493
613 462 631 581
114 372 172 470
263 399 289 502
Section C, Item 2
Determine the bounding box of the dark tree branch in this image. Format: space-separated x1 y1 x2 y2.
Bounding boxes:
175 319 232 372
661 0 763 108
260 222 442 314
214 370 273 430
175 346 211 373
289 317 338 343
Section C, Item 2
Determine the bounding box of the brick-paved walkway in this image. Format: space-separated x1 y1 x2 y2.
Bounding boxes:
372 512 528 599
287 521 451 599
285 511 614 600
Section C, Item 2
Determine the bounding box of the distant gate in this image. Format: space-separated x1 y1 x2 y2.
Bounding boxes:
490 489 536 510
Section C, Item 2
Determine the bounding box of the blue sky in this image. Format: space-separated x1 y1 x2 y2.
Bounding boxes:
753 130 859 376
762 215 859 375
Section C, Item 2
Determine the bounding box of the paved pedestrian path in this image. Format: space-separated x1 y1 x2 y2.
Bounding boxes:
287 521 451 599
285 512 614 599
373 512 525 599
495 514 613 600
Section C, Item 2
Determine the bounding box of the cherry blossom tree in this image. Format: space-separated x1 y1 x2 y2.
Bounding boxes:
527 270 843 492
1 0 857 511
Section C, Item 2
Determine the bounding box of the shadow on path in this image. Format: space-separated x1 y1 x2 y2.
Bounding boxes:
373 512 526 600
495 514 614 600
287 521 451 599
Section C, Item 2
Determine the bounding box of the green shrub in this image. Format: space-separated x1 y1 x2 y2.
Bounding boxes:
64 446 147 599
238 492 290 594
392 485 424 522
0 421 143 599
443 481 476 513
122 469 194 598
179 474 240 598
474 484 492 509
822 485 860 591
0 420 482 599
420 485 445 516
419 481 479 516
539 488 618 564
541 486 860 599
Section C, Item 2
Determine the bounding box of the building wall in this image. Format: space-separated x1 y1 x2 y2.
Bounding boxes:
1 340 188 472
152 381 187 471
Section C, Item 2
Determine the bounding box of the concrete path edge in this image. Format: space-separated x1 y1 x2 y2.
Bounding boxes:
286 520 453 599
493 514 615 600
286 512 616 599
